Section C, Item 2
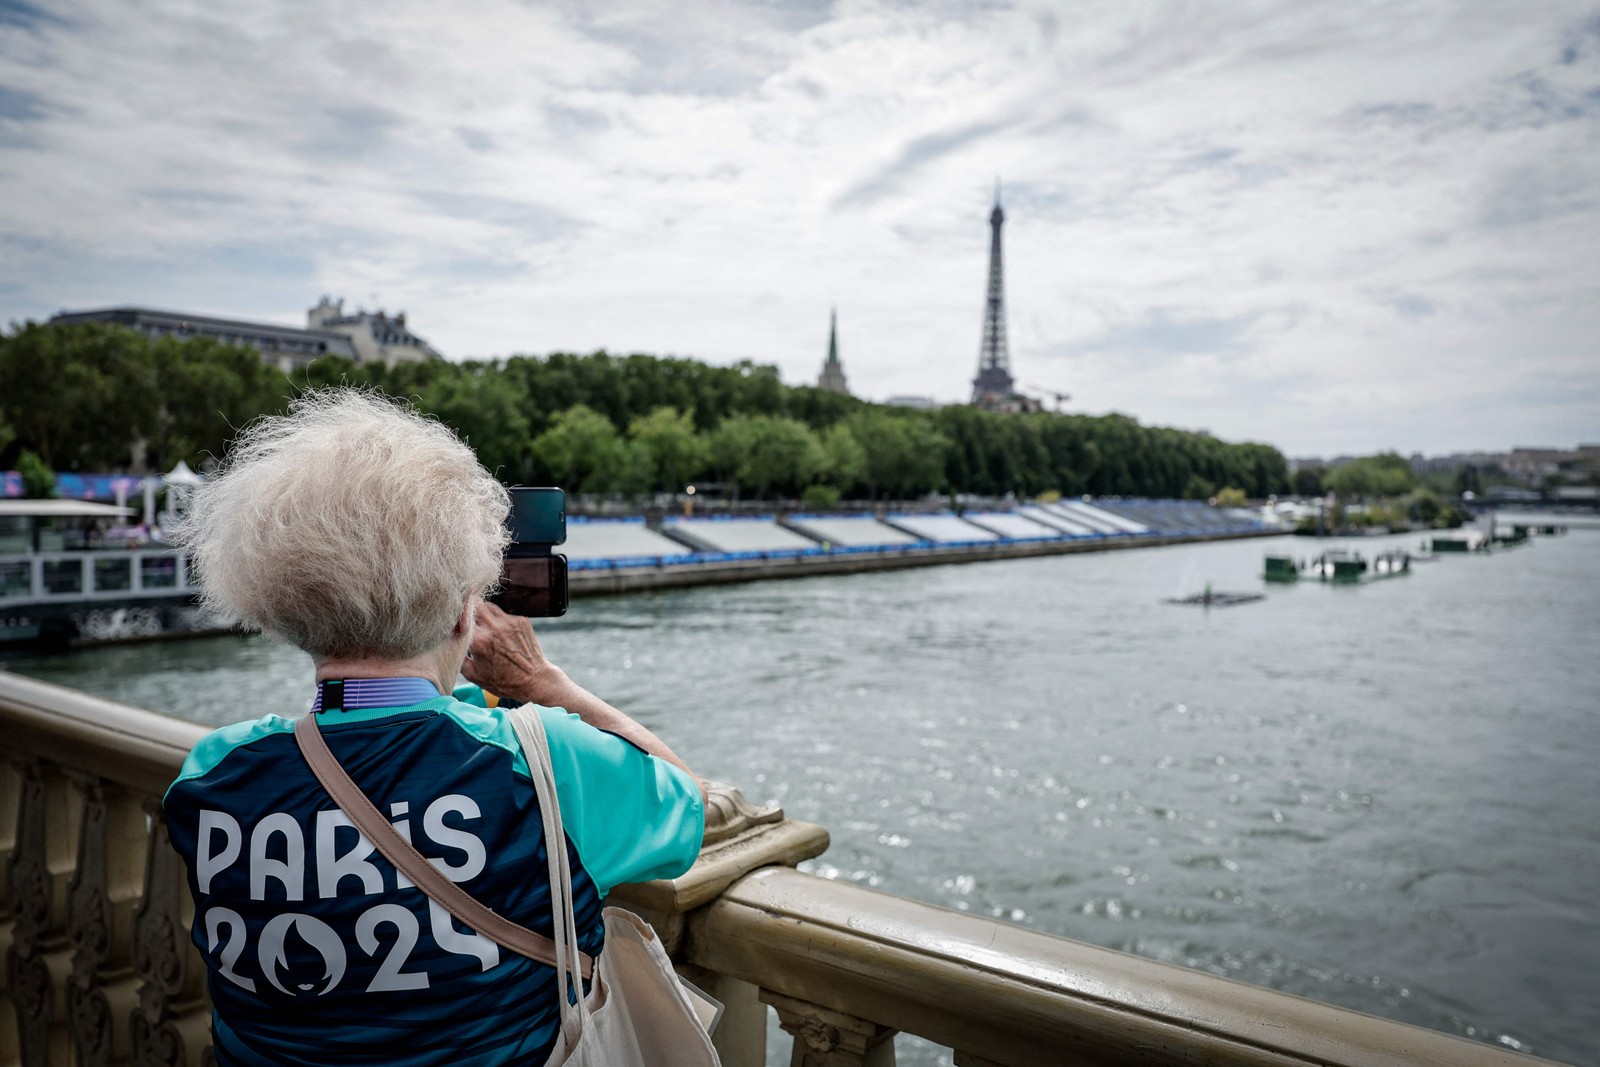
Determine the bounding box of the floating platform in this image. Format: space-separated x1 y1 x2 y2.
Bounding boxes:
1165 591 1266 608
1431 530 1490 553
1263 555 1301 582
1264 549 1411 584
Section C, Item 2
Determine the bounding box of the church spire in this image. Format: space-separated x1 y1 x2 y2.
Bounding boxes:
818 306 850 395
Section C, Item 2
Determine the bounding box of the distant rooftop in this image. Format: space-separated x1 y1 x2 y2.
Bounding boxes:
51 297 446 368
50 305 358 366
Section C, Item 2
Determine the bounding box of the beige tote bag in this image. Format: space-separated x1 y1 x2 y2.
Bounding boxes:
296 708 720 1066
507 703 722 1066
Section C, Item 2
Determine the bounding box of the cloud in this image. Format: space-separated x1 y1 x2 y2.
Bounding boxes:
0 0 66 33
454 126 495 153
834 117 1016 209
294 105 404 164
1480 168 1596 229
0 83 43 121
408 190 577 242
1375 292 1437 321
1078 308 1261 359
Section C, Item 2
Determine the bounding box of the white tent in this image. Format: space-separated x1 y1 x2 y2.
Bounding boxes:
163 460 205 487
160 460 205 527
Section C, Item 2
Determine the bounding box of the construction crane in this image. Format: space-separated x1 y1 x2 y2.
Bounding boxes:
1025 384 1072 412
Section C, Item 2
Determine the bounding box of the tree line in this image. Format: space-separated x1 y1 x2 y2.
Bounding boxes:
0 321 1291 502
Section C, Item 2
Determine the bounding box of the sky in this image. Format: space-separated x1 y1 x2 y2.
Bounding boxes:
1 0 1597 458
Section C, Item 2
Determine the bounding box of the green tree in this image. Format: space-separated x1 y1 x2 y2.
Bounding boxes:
531 405 632 494
0 323 1297 504
1293 466 1324 497
1408 488 1442 526
1325 453 1416 499
846 410 949 499
710 415 825 499
0 322 158 469
411 363 534 483
628 407 707 493
707 416 757 499
147 335 283 471
801 484 841 509
819 423 866 492
17 450 56 498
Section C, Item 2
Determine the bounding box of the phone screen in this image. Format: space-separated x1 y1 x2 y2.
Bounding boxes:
491 555 569 617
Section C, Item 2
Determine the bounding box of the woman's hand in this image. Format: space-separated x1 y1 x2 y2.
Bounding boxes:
464 602 705 799
460 601 565 707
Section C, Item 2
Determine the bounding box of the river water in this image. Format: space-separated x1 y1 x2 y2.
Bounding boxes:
7 526 1598 1066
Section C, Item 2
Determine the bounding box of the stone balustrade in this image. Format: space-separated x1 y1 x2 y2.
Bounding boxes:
0 670 1569 1067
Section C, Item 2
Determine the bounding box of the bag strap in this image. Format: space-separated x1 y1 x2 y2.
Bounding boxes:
508 704 593 1048
294 712 594 981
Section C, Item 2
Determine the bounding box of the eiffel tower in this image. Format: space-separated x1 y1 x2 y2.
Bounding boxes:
970 182 1017 408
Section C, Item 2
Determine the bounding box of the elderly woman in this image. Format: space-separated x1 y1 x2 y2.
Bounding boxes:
163 390 705 1066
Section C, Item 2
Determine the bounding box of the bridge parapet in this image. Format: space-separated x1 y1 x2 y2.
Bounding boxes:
0 671 1568 1067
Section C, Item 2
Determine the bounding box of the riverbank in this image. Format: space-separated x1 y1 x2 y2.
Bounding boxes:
570 526 1277 596
2 498 1279 646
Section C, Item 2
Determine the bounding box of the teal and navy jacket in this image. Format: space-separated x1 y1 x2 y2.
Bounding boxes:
163 679 704 1066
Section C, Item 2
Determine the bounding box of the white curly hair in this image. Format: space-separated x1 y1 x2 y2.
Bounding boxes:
174 388 510 660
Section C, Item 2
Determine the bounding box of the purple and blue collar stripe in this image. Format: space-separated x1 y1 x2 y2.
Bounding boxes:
312 677 443 713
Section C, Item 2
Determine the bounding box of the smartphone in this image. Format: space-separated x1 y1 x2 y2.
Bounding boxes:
505 486 567 547
492 555 569 617
489 487 569 617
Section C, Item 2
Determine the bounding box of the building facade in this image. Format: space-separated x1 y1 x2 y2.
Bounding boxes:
307 296 442 365
51 297 444 373
49 306 358 374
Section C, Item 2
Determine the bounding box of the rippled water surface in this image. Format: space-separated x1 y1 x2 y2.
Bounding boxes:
9 527 1599 1065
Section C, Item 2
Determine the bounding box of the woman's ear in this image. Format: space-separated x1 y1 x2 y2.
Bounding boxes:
453 595 478 639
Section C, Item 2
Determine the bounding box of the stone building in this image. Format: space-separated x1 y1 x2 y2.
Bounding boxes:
50 306 357 374
51 297 444 373
307 296 442 365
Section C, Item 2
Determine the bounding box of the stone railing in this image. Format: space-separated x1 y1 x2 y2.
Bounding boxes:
0 671 1568 1067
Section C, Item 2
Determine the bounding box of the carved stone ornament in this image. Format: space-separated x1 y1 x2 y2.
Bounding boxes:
67 777 114 981
701 779 784 847
131 803 207 1067
131 1012 188 1067
764 990 898 1067
797 1015 841 1053
67 980 114 1067
6 950 54 1062
8 769 52 944
132 807 189 998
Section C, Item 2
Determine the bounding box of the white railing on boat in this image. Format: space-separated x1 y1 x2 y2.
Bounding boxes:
0 550 195 605
0 671 1569 1066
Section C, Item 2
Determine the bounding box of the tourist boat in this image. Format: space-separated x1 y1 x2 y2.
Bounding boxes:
0 499 203 646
